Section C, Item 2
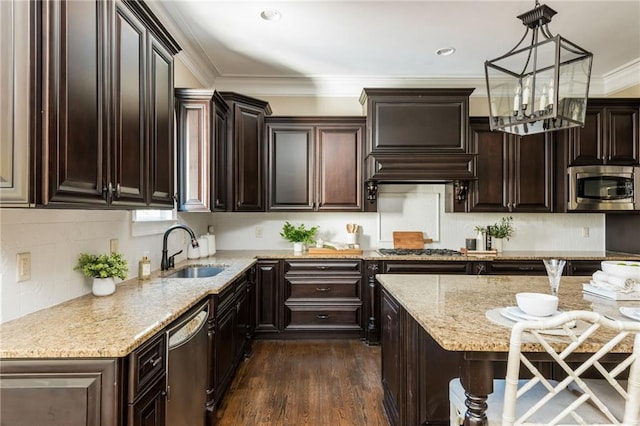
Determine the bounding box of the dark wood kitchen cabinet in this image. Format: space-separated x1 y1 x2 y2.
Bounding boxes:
563 99 640 166
175 89 229 212
254 259 282 335
381 286 402 426
219 92 272 212
282 259 363 338
38 0 179 208
463 117 553 213
0 330 168 426
209 269 254 415
266 117 365 211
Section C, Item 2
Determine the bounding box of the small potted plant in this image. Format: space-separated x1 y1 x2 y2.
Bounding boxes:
487 216 515 252
280 221 319 253
75 252 128 296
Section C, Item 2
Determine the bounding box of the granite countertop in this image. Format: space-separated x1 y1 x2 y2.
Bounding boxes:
1 249 637 359
233 249 640 261
377 274 640 353
0 254 256 359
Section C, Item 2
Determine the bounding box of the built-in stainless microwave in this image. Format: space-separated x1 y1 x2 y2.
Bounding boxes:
568 165 639 211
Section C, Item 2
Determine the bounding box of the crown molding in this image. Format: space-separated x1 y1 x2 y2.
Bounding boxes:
602 59 640 95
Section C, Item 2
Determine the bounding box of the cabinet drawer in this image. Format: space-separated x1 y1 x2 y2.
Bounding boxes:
567 260 601 276
487 261 547 275
284 304 361 329
382 261 471 274
285 259 362 274
286 276 361 300
128 332 166 402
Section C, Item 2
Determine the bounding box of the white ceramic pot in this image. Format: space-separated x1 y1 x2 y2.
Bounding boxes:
492 238 504 252
293 242 304 253
92 277 116 296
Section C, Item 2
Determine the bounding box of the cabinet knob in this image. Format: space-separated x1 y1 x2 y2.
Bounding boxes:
114 183 121 199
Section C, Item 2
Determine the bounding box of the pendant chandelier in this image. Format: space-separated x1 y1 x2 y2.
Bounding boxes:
485 1 593 135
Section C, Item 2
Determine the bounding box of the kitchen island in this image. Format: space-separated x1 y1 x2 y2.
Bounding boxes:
376 274 639 426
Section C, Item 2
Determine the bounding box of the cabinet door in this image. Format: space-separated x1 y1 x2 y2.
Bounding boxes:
175 91 212 211
567 107 604 166
316 125 363 211
0 0 32 206
235 286 250 360
214 306 236 402
511 132 553 213
111 1 146 207
606 106 639 164
381 287 402 426
0 359 119 426
468 119 510 212
233 104 265 211
267 125 314 211
147 33 174 207
41 0 108 205
212 95 229 211
129 377 167 426
255 260 281 334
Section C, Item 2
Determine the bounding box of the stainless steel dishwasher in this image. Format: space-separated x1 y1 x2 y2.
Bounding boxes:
166 300 209 426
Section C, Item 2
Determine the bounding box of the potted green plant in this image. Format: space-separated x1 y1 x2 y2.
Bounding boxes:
280 221 319 253
487 216 515 252
75 252 128 296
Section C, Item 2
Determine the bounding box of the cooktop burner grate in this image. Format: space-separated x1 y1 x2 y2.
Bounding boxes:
378 248 463 256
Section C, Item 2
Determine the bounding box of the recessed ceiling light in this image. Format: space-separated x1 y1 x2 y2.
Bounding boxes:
435 47 456 56
260 9 282 21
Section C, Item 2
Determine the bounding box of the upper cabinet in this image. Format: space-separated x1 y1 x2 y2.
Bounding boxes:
457 118 553 213
37 0 180 208
219 92 272 212
266 117 365 212
564 99 639 166
174 89 229 212
0 0 33 206
359 88 476 184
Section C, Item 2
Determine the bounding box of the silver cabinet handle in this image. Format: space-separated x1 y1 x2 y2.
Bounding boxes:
315 287 331 292
316 314 330 320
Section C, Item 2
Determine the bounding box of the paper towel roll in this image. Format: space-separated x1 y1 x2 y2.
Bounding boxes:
198 236 209 258
206 234 216 255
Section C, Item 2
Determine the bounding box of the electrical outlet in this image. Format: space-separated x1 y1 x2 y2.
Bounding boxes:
110 238 119 253
17 252 31 282
255 226 263 238
582 227 590 238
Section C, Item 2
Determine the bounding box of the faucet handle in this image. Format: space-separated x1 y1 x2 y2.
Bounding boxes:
168 250 183 268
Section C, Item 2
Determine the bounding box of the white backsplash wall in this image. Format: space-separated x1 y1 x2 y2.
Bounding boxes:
0 209 208 323
208 185 605 252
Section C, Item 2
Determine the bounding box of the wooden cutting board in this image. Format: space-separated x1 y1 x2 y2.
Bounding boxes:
393 232 433 249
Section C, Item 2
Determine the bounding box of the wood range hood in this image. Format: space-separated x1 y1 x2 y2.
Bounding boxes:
360 88 477 200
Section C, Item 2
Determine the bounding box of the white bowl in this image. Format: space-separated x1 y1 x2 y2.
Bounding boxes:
601 261 640 280
516 292 558 317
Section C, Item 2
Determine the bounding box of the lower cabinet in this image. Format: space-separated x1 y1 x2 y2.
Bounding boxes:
381 285 469 426
208 268 254 417
0 331 168 426
0 358 121 426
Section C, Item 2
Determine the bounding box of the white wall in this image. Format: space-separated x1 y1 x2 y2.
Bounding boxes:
0 209 210 323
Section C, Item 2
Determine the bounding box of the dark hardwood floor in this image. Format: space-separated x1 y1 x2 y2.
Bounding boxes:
215 340 389 426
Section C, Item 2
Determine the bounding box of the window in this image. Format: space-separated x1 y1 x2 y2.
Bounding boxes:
132 209 175 222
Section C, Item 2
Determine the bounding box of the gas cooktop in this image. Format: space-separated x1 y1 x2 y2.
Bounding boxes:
378 248 463 256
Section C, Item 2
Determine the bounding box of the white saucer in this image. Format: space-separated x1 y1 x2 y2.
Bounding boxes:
619 307 640 322
500 306 561 322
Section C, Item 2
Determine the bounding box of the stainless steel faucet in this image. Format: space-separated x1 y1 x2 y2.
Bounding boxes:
161 224 199 271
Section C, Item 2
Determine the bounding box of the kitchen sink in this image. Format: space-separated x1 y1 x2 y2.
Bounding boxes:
166 266 226 279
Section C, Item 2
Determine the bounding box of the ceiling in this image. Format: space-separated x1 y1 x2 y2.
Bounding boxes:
149 1 640 97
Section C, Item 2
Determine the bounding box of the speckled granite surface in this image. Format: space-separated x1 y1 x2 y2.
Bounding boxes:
376 274 640 353
0 254 256 358
1 249 638 359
